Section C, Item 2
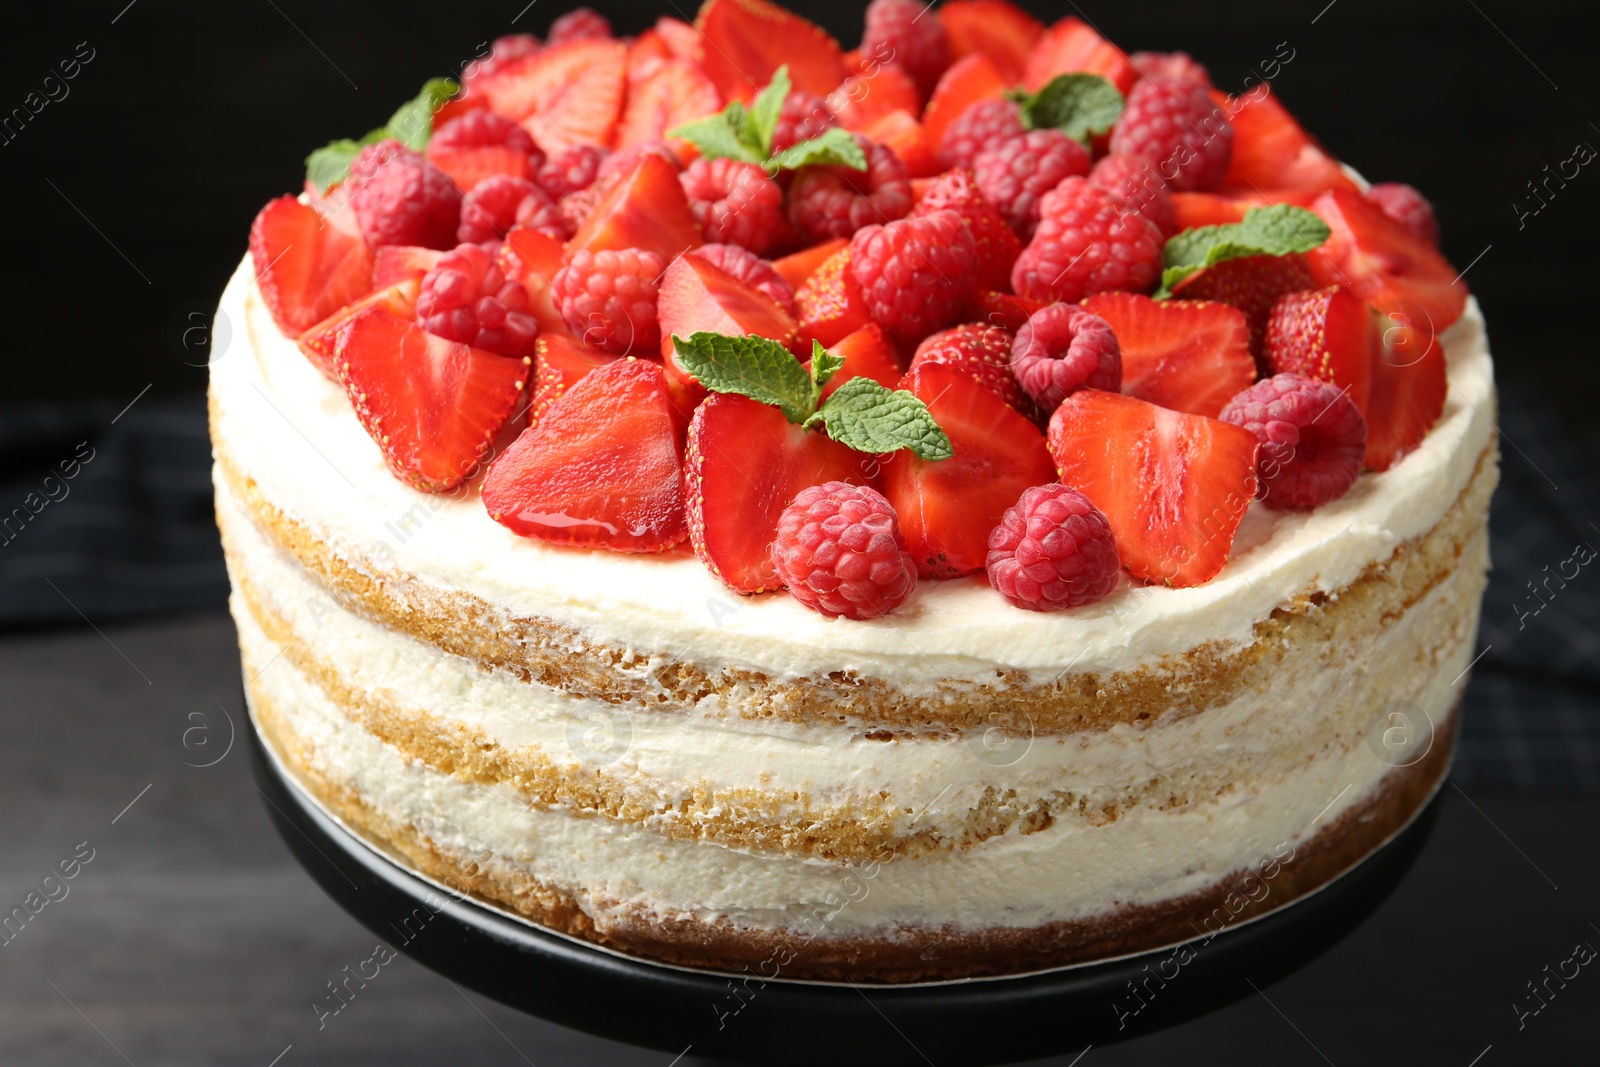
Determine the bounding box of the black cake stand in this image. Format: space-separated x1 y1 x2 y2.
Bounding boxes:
249 715 1440 1066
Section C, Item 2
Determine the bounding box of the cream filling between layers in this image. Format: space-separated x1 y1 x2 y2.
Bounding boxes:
210 257 1496 686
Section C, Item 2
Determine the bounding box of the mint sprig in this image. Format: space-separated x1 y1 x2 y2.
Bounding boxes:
305 77 460 193
668 67 866 174
672 333 952 460
1010 73 1124 144
1156 205 1332 296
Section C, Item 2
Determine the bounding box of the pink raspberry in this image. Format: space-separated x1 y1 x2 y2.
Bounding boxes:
787 138 912 243
679 157 786 255
1129 51 1212 88
770 481 917 619
1219 373 1367 509
430 110 545 173
546 7 612 44
1010 303 1121 413
416 243 540 358
1010 177 1164 304
1109 77 1233 192
457 175 567 244
911 168 1021 293
550 247 664 355
972 129 1092 240
986 484 1120 611
347 139 462 249
937 98 1024 171
464 34 540 85
862 0 951 98
690 244 796 314
538 143 607 200
1088 151 1177 237
1365 182 1440 247
849 209 978 346
770 92 838 155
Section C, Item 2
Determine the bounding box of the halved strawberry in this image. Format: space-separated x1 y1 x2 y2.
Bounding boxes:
685 393 867 591
794 247 873 348
498 225 568 336
335 308 530 492
1022 17 1137 95
922 52 1007 149
565 152 704 262
964 289 1043 332
475 39 628 154
1364 310 1446 472
626 28 676 80
883 363 1056 578
372 245 445 288
834 60 922 131
1047 391 1259 587
529 332 618 427
1307 187 1467 334
860 109 940 178
432 93 488 130
659 253 800 388
1169 252 1316 363
1218 86 1358 198
482 359 687 551
939 0 1043 84
694 0 848 102
655 16 700 59
818 323 902 398
616 56 721 149
425 143 533 192
297 277 420 380
772 237 848 291
1262 286 1376 414
249 196 374 337
912 168 1021 292
1080 292 1254 418
1169 190 1303 231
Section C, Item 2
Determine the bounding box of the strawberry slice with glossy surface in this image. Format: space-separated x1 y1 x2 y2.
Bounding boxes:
964 290 1043 332
482 359 687 551
1047 391 1259 587
818 323 903 398
860 109 940 178
529 332 618 427
883 363 1056 578
566 152 704 262
1363 313 1447 472
498 225 568 336
938 0 1043 83
476 39 628 154
1307 187 1467 334
372 245 445 288
922 52 1007 149
249 196 374 337
694 0 848 102
335 308 530 492
1169 252 1316 363
1022 17 1137 94
425 144 533 192
794 247 873 348
686 393 868 591
615 56 721 148
1218 86 1358 197
297 276 420 380
1080 292 1255 418
773 237 848 291
659 254 800 391
834 60 922 131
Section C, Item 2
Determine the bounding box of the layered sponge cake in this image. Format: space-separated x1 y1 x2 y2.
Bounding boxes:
215 0 1495 981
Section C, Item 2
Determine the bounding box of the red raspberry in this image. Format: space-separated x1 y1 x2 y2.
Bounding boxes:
690 244 796 314
1365 182 1440 247
1010 177 1164 304
1129 51 1211 88
1010 303 1121 413
457 175 567 244
973 129 1092 240
550 247 665 355
862 0 951 98
347 139 462 249
770 92 838 155
770 481 917 619
986 484 1120 611
546 7 612 44
937 98 1024 171
911 168 1021 293
430 110 545 173
911 323 1032 416
849 209 978 346
538 143 607 200
787 139 912 243
416 243 540 358
679 157 786 255
1110 78 1233 192
464 34 540 84
1088 151 1177 237
1219 373 1367 509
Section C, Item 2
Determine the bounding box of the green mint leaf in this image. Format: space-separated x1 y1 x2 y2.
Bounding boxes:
667 106 766 165
305 126 388 193
1016 73 1124 143
807 339 846 404
385 77 461 151
1156 205 1331 298
749 66 791 157
811 377 953 461
769 126 868 172
671 332 816 423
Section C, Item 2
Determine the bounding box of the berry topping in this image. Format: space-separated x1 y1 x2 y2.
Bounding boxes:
937 0 1043 84
298 278 420 381
1221 85 1357 197
770 481 918 619
1023 16 1137 95
1010 302 1121 413
832 52 924 133
1079 292 1254 419
911 169 1021 292
1261 286 1376 413
774 236 848 291
963 289 1043 332
936 97 1024 172
659 253 799 382
372 245 445 288
1088 151 1177 237
770 92 839 155
911 323 1031 417
550 247 665 355
457 175 567 244
1047 391 1259 587
559 187 602 234
473 39 628 154
248 196 374 338
690 244 797 315
862 0 952 98
538 143 607 199
818 324 903 397
795 247 874 347
417 243 541 358
615 58 722 149
849 209 979 346
1306 188 1464 332
694 0 848 103
986 483 1120 611
497 225 568 336
973 128 1092 239
347 139 463 249
786 139 913 243
465 34 542 85
1364 183 1440 248
546 7 613 45
1010 177 1164 303
1109 77 1233 192
527 333 617 428
1169 252 1316 363
427 110 545 192
1129 50 1210 88
679 157 786 255
566 153 705 263
1219 373 1366 509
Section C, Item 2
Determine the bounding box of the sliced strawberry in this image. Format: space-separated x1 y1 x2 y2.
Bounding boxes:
425 144 533 192
432 93 488 130
686 393 868 591
922 52 1008 149
498 225 568 336
297 277 420 380
476 40 628 154
964 289 1043 331
818 323 902 398
249 196 374 337
1169 191 1275 231
694 0 849 103
1218 86 1358 198
1047 391 1258 587
565 152 704 262
772 237 848 291
834 60 922 131
1022 17 1137 95
1364 311 1446 471
659 253 800 393
482 360 686 551
1080 292 1254 418
794 247 873 348
626 28 676 80
1262 286 1376 415
860 109 940 178
372 245 445 288
335 308 529 493
939 0 1043 84
529 332 618 427
656 16 700 59
1307 187 1467 334
1169 252 1317 364
616 56 721 149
